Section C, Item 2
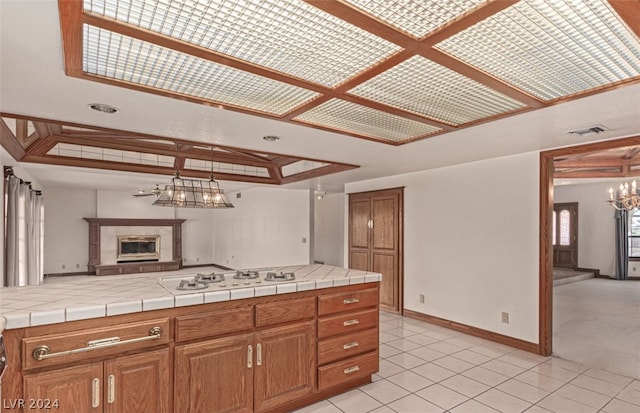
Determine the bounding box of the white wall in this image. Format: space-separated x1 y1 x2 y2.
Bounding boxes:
314 193 345 266
346 152 540 344
553 182 616 276
44 187 97 274
213 187 310 269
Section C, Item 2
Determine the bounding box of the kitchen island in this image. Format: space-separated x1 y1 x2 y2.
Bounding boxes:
0 264 381 413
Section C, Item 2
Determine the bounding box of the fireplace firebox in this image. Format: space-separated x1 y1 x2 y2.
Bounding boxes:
117 235 160 262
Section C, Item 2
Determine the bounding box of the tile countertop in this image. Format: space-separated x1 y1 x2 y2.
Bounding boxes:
0 264 381 330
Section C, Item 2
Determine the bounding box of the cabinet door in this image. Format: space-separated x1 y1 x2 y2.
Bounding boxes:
24 363 103 413
175 334 253 413
253 321 316 413
104 348 170 413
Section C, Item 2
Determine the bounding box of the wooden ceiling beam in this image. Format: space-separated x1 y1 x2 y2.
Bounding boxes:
0 118 26 160
280 164 358 185
609 0 640 40
623 147 640 160
554 157 640 169
553 170 627 179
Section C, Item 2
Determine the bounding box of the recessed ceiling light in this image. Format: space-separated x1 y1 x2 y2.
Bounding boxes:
88 103 118 114
262 135 281 142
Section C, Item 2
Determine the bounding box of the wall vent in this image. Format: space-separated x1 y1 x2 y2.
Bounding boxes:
566 124 609 136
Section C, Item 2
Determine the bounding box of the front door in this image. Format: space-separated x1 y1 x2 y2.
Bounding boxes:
553 203 578 269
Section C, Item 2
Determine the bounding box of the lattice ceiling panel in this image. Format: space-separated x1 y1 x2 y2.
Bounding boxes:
83 0 401 87
294 99 442 143
342 0 487 39
83 25 320 115
349 55 526 126
436 0 640 101
53 0 640 146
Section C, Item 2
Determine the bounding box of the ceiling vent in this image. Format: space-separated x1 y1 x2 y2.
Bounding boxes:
566 124 609 136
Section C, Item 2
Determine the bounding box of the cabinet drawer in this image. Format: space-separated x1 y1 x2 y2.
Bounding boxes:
318 287 378 316
255 296 316 327
318 351 379 391
176 306 253 342
318 328 378 365
318 308 378 339
23 318 170 370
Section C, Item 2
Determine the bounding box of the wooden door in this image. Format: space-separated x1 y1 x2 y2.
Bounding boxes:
24 363 103 412
349 188 403 312
253 321 316 413
553 203 578 269
174 334 253 413
104 348 170 413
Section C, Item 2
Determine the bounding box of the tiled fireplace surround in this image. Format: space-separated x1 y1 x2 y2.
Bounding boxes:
83 218 185 274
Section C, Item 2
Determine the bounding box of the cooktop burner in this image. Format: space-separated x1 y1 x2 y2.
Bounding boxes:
234 270 259 279
195 272 225 283
265 271 296 282
176 278 209 291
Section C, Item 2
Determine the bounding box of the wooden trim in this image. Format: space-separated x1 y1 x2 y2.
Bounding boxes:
540 134 640 358
539 151 554 356
403 309 540 354
0 118 26 160
609 1 640 40
83 218 186 226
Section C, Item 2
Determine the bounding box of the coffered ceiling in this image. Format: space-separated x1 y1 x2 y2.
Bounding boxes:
60 0 640 145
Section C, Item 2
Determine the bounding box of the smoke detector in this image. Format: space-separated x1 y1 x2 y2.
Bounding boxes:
566 124 609 136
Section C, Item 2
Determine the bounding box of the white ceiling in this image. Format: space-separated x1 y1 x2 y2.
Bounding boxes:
1 0 640 194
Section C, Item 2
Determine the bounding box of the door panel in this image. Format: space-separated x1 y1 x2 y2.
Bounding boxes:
373 252 397 311
254 321 315 413
105 349 170 413
372 197 396 250
350 250 370 271
174 334 253 413
350 199 371 249
553 203 578 269
24 363 102 413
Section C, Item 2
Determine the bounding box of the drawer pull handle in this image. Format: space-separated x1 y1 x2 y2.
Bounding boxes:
107 374 115 404
344 366 360 374
92 378 100 408
248 345 253 369
343 298 360 304
343 341 359 350
343 319 360 327
32 326 163 361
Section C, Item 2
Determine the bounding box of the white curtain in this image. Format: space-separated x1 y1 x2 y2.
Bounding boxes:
5 174 44 287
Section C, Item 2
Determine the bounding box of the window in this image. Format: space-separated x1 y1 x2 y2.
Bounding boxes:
629 210 640 258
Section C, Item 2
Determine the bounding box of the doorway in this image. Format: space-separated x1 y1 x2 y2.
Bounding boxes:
539 135 640 357
552 202 578 269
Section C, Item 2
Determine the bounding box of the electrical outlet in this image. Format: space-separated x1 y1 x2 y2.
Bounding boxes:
419 294 425 304
76 264 80 269
501 312 509 324
301 237 307 243
61 264 66 270
633 266 637 272
196 257 200 262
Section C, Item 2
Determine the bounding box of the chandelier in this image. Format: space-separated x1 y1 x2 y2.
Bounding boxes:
153 145 234 209
607 180 640 211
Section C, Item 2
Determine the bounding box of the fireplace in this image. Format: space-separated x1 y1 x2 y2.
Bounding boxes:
117 235 160 263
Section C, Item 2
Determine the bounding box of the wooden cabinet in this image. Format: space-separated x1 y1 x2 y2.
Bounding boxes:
5 282 379 413
23 349 170 413
175 334 253 413
349 188 403 312
174 299 316 413
316 287 379 392
254 321 315 412
24 363 102 413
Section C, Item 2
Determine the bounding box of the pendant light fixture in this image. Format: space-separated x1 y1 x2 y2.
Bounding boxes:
153 144 234 209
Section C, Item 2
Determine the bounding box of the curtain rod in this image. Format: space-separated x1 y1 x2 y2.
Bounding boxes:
4 166 43 195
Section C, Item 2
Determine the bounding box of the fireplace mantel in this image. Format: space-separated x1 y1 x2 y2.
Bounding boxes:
84 218 186 275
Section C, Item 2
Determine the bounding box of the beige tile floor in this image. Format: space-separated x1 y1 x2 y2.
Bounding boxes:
295 311 640 413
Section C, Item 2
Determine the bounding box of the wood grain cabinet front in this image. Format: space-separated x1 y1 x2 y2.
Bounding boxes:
23 348 170 413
